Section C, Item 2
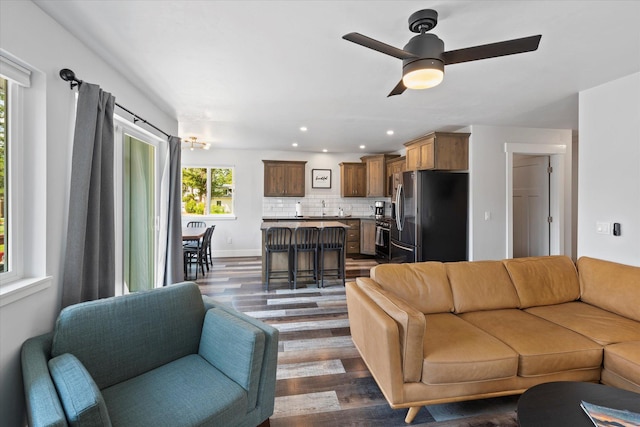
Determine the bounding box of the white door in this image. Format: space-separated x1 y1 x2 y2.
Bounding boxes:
513 155 550 257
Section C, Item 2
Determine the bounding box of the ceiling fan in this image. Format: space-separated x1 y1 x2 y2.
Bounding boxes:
343 9 541 97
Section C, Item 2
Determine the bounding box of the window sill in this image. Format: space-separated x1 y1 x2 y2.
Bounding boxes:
182 215 237 221
0 276 52 307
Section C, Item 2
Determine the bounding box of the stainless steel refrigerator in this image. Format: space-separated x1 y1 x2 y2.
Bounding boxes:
391 170 468 263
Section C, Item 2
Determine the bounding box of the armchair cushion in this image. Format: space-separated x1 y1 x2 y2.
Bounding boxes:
101 354 247 426
48 353 111 427
199 307 266 410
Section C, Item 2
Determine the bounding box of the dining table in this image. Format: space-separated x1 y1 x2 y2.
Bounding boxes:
182 226 207 241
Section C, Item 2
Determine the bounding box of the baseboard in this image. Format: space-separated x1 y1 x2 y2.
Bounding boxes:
212 249 261 258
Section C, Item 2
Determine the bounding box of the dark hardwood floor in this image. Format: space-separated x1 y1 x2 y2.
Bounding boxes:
194 256 518 427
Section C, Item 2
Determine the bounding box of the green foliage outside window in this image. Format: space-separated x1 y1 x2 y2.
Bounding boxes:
182 166 234 215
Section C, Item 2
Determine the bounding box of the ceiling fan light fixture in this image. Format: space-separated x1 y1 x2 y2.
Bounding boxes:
402 59 444 89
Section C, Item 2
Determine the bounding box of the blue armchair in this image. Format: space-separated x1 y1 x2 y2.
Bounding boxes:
21 282 278 427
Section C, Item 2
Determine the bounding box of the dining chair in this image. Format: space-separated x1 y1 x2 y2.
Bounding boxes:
186 221 207 228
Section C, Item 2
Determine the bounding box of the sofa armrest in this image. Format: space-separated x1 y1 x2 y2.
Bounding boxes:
346 280 406 405
355 278 426 383
21 333 68 427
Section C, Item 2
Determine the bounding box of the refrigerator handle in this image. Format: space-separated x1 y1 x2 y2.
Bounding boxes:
395 183 404 231
391 240 414 252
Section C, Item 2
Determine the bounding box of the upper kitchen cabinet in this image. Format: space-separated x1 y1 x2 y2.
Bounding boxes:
263 160 306 197
386 156 406 197
339 162 366 197
361 154 399 197
404 132 470 171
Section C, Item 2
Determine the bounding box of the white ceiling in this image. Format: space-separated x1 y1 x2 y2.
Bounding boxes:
35 1 640 154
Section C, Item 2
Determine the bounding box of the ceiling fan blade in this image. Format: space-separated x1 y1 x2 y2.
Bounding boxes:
343 32 417 60
387 80 406 97
442 35 542 65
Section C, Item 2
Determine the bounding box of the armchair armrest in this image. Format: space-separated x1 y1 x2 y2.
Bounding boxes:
201 297 278 421
198 307 271 413
21 333 68 427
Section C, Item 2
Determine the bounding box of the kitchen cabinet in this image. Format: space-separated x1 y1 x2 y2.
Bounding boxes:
339 162 366 197
360 218 376 255
341 218 361 255
386 156 406 197
404 132 470 171
361 154 400 197
263 160 306 197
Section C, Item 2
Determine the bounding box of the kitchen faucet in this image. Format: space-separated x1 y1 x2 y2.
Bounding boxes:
321 200 326 216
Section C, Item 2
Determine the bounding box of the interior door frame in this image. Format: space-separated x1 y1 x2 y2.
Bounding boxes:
505 143 567 259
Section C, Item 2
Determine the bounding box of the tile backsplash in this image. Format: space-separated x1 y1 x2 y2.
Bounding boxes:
263 194 392 218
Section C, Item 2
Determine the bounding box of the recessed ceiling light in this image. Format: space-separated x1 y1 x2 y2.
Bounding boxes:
360 145 366 149
300 126 308 132
292 142 298 147
386 130 394 135
322 149 328 153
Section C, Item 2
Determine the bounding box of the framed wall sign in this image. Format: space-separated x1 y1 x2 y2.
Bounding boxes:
312 169 332 189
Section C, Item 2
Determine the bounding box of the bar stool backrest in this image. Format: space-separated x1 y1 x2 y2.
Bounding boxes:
294 227 319 250
265 227 292 252
321 227 346 249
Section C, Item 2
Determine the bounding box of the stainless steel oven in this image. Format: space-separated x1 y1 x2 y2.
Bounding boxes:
375 219 391 263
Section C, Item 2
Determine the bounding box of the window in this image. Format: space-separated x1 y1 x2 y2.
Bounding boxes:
1 51 50 306
182 167 234 216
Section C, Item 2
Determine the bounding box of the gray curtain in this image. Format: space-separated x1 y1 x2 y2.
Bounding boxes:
62 83 115 308
163 135 183 285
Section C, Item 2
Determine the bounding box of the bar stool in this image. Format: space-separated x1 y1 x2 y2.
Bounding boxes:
319 226 346 287
264 227 292 291
292 227 319 289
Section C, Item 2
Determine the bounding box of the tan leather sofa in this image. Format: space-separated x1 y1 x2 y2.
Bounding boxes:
346 256 640 423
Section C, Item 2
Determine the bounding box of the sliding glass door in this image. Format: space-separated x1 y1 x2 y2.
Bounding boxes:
124 134 156 292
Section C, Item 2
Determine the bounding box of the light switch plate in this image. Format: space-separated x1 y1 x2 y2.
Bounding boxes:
596 222 610 235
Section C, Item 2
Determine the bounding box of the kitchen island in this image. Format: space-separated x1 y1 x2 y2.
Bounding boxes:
260 220 350 286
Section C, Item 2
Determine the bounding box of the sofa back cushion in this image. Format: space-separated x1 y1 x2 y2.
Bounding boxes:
446 261 520 313
370 262 453 314
578 257 640 322
52 282 206 389
502 256 580 308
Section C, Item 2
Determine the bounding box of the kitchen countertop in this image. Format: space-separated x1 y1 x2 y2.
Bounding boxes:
262 216 376 221
260 220 351 230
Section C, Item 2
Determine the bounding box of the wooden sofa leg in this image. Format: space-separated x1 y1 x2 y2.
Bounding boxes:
405 406 421 423
257 418 270 427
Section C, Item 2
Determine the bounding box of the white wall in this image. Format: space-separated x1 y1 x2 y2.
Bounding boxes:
466 125 573 261
181 148 388 257
578 72 640 265
0 2 178 425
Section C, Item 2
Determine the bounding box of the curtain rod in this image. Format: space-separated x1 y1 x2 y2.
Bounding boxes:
59 68 172 139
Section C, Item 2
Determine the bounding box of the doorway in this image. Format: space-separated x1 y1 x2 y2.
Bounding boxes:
504 143 567 259
512 155 550 257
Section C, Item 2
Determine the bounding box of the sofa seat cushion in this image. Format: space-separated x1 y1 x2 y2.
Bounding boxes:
604 341 640 387
460 309 602 377
422 313 518 385
102 354 248 427
526 302 640 345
